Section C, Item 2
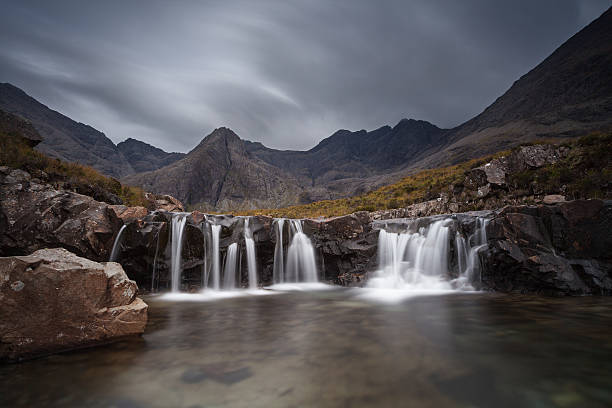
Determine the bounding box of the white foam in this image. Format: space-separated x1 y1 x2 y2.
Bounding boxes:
156 289 278 302
265 282 336 291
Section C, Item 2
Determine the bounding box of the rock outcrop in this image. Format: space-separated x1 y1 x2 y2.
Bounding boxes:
144 192 185 212
0 248 148 362
481 200 612 295
0 166 122 261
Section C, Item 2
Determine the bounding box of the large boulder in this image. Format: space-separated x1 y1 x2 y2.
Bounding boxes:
0 167 123 261
0 248 148 362
481 200 612 295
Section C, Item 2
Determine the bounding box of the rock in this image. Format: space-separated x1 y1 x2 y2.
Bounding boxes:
110 205 149 223
144 192 185 212
481 200 612 295
465 144 566 189
0 169 123 261
0 248 148 362
543 194 566 205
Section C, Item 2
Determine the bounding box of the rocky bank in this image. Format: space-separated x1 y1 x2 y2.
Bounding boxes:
0 248 147 362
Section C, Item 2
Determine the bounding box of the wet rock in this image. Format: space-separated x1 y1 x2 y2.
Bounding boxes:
481 200 612 295
0 248 148 362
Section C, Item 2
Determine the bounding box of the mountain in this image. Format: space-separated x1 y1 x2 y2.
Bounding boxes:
124 8 612 210
123 118 446 209
117 138 185 173
122 128 304 211
0 83 134 178
422 6 612 167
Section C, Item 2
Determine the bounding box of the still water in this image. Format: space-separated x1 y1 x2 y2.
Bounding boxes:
1 288 611 407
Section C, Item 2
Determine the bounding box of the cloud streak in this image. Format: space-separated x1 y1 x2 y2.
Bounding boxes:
0 0 609 152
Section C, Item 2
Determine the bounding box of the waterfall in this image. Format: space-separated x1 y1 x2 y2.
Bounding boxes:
170 214 188 293
369 216 489 291
211 224 221 290
369 219 453 290
273 219 285 284
244 218 258 289
284 220 318 282
223 243 238 289
152 227 162 292
454 217 489 288
109 224 127 262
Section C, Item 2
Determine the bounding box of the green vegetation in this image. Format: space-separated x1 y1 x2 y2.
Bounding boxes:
509 132 612 199
0 132 148 207
238 132 611 219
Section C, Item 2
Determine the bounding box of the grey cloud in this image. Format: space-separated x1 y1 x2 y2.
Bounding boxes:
0 0 609 152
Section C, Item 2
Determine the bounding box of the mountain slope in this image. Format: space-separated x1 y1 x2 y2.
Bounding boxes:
117 138 186 173
122 128 304 211
0 83 134 178
422 6 612 168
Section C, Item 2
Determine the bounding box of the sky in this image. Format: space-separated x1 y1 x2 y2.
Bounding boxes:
0 1 609 153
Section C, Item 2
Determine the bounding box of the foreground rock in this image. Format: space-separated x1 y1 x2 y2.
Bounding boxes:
0 248 147 362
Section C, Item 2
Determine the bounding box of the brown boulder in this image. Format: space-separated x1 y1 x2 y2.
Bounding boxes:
110 204 149 223
0 248 148 362
145 192 184 212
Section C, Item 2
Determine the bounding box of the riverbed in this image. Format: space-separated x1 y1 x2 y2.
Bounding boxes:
1 288 611 407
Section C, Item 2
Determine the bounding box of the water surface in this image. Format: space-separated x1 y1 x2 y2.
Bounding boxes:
1 289 611 407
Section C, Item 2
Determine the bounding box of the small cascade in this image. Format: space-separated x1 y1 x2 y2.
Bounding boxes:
151 227 162 292
211 224 221 290
454 217 489 289
369 216 489 291
285 220 318 282
244 218 258 289
170 213 188 293
109 224 127 262
223 243 238 289
273 218 285 284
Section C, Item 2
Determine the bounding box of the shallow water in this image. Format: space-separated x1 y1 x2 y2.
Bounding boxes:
2 289 612 407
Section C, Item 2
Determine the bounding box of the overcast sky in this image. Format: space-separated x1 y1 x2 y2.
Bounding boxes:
0 1 609 152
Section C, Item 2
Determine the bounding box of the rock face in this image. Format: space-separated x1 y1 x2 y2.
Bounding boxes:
482 200 612 295
0 109 43 146
0 167 122 261
0 248 147 362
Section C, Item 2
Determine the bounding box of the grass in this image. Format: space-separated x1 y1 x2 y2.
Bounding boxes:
236 132 611 219
0 132 148 207
234 152 509 218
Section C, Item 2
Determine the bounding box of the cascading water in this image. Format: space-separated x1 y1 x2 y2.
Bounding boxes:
453 217 489 289
273 219 285 284
284 220 318 282
244 218 258 289
223 243 238 289
211 224 221 290
368 216 489 292
170 213 188 293
109 224 127 262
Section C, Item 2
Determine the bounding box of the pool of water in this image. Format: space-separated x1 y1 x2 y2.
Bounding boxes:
1 288 612 407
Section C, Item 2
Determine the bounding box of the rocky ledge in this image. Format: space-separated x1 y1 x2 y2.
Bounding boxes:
0 248 148 362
